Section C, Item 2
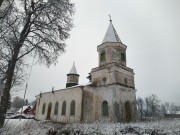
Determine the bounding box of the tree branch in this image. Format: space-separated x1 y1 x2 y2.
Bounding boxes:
17 46 36 61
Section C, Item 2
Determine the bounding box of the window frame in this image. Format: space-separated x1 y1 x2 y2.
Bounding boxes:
54 102 59 115
42 103 46 115
102 100 109 117
100 50 106 62
61 101 66 116
70 100 76 116
121 52 126 62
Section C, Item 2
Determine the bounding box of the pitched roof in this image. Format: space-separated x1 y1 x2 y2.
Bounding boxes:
17 106 32 113
102 20 121 43
68 62 78 74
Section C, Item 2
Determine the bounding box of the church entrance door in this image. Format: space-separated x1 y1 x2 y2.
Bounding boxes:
46 102 52 120
125 101 132 122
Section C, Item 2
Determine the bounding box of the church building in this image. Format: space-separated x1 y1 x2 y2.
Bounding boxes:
35 20 137 123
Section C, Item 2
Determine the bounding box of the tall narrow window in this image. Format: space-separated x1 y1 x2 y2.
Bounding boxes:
124 78 128 85
111 49 117 61
61 101 66 115
70 100 76 116
102 100 109 116
46 102 52 120
42 103 46 115
100 50 106 62
54 102 59 115
121 52 126 62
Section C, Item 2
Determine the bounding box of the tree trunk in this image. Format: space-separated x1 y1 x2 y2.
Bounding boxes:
0 46 20 128
0 8 32 128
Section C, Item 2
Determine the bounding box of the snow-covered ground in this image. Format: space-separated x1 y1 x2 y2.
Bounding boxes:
1 119 180 135
0 119 56 135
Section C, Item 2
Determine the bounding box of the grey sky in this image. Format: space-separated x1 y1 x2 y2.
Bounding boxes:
17 0 180 104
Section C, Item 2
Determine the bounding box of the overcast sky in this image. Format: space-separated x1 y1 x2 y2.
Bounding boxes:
16 0 180 104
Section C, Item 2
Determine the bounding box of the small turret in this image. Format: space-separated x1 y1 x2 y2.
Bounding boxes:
66 62 79 88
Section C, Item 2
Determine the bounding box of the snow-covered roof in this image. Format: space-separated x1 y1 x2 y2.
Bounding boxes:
68 62 78 75
36 82 92 97
65 82 92 89
102 20 121 43
17 106 32 113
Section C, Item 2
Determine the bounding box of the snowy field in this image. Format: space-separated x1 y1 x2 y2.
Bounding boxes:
0 119 180 135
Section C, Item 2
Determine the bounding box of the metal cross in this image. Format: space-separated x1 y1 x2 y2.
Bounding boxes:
109 15 112 22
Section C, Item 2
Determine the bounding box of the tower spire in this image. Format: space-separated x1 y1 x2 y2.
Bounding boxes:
102 18 121 43
69 62 77 74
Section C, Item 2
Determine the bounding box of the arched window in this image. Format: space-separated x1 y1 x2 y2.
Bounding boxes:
54 102 59 115
102 100 109 116
70 100 76 116
47 102 52 120
61 101 66 115
100 50 106 62
42 103 46 115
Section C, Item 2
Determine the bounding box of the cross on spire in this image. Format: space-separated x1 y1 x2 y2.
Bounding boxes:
109 14 112 22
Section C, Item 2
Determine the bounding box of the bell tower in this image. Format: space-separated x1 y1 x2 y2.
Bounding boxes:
91 19 135 88
98 19 127 67
66 62 79 88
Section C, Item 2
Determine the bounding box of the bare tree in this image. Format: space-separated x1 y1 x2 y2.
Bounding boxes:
137 95 179 120
137 97 144 121
160 103 167 116
0 0 21 99
161 102 178 114
164 102 170 113
177 105 180 112
144 94 161 120
11 96 24 109
144 97 150 120
0 0 74 128
169 103 178 114
149 94 160 117
0 51 26 110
